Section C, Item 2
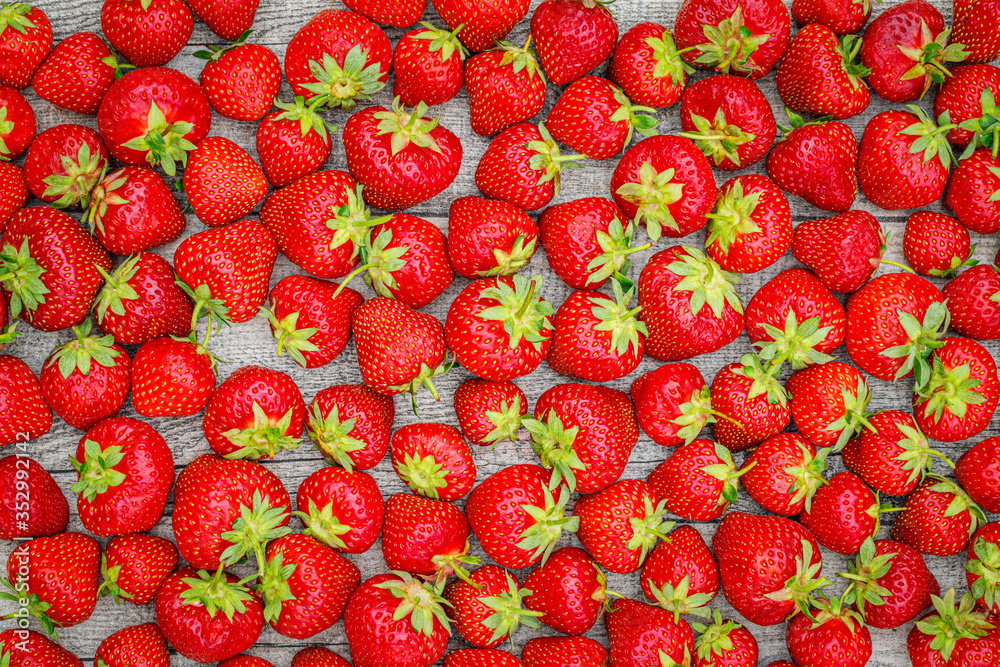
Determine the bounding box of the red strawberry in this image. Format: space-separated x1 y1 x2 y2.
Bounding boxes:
186 0 261 41
393 23 468 107
382 492 478 582
464 39 546 137
343 99 463 211
892 476 986 556
431 0 530 52
391 423 476 501
453 379 526 448
945 147 1000 234
258 533 360 639
0 355 50 447
305 383 395 472
640 525 720 618
32 32 117 115
775 27 870 119
202 365 306 460
444 649 524 667
691 610 758 667
906 589 1000 667
611 135 717 241
945 265 1000 340
605 597 696 667
0 162 28 232
842 410 948 496
952 0 1000 63
99 533 178 605
295 465 384 554
903 211 975 277
741 432 826 516
93 253 192 346
22 124 109 209
609 22 692 109
0 86 34 160
791 210 885 293
444 565 542 647
521 636 608 667
101 0 193 67
0 3 51 89
766 114 859 212
705 174 791 274
841 537 939 629
531 0 617 85
0 454 67 540
966 523 1000 613
801 471 881 555
933 63 1000 149
447 196 539 280
630 363 714 447
255 98 335 188
787 361 873 450
648 438 746 521
0 629 80 667
96 623 169 667
184 137 268 228
284 9 391 110
791 0 872 34
711 354 791 452
293 647 351 667
956 437 1000 512
520 546 607 635
40 321 130 431
344 0 425 28
786 596 872 667
196 36 281 122
85 166 186 255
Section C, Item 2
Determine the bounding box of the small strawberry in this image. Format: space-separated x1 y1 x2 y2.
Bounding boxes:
382 492 479 583
903 211 975 278
705 174 792 274
741 432 827 517
640 525 719 618
966 523 1000 613
447 196 539 280
295 465 384 554
956 436 1000 512
393 23 468 107
453 379 526 448
906 589 1000 666
791 0 873 34
775 28 870 119
101 0 193 67
648 438 747 522
95 624 169 667
630 363 714 447
609 22 692 109
605 597 696 667
186 0 261 41
691 609 758 667
0 162 28 232
766 114 859 213
944 265 1000 340
0 86 34 159
531 0 618 85
787 361 873 450
184 137 268 228
801 471 882 555
952 0 1000 63
431 0 530 52
344 0 425 28
255 98 335 188
786 595 872 667
791 210 885 293
463 38 546 137
840 537 939 629
933 63 1000 149
99 533 178 605
0 3 51 89
0 454 67 540
0 355 51 447
520 546 607 635
521 636 609 667
711 353 791 452
0 629 80 667
305 383 395 472
22 124 110 209
892 476 986 556
195 34 281 122
945 147 1000 234
444 649 525 667
32 32 117 115
391 423 476 501
130 336 216 417
444 565 542 647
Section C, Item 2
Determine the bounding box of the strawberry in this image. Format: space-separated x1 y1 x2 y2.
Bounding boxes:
446 275 554 382
903 211 975 277
444 649 525 667
447 196 539 279
791 210 884 293
691 609 758 667
97 67 212 177
841 537 939 629
712 511 830 626
711 354 791 451
0 86 33 160
40 320 131 431
344 0 425 28
609 22 692 109
343 572 451 667
393 23 468 107
343 98 463 211
0 454 67 540
293 647 351 667
444 565 542 647
630 363 714 447
255 98 335 188
257 533 360 639
4 532 101 634
95 623 169 667
186 0 261 41
605 597 696 667
521 636 609 667
648 438 746 521
32 32 117 115
463 38 546 137
382 492 478 582
787 361 872 450
520 546 607 635
640 525 719 618
913 336 999 442
786 596 872 667
284 9 391 109
0 630 80 667
945 147 1000 234
391 423 475 501
766 114 859 212
956 437 1000 511
202 365 306 460
611 135 717 241
93 252 193 346
305 383 395 472
0 162 28 232
679 74 776 171
352 297 449 404
944 265 1000 340
0 356 51 447
0 292 14 349
431 0 530 52
196 35 281 122
0 3 51 89
453 379 526 448
174 218 278 324
741 432 827 516
858 107 955 210
263 274 362 369
22 124 109 209
966 523 1000 613
101 0 193 67
674 0 791 79
547 283 647 382
776 28 870 120
531 0 617 85
98 533 178 605
705 174 791 274
892 476 986 556
465 464 578 569
951 0 1000 63
84 166 187 255
155 566 264 664
906 589 1000 667
791 0 873 34
636 245 745 361
933 63 1000 149
1 207 112 332
184 137 268 228
801 471 881 555
295 465 384 554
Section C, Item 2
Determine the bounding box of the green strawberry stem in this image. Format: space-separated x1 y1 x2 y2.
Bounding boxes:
840 537 895 621
219 490 292 578
913 589 995 662
0 238 49 319
476 274 555 351
221 403 302 460
624 495 674 567
414 22 469 64
178 567 258 622
615 162 685 241
881 302 949 389
515 483 579 566
261 306 320 368
900 106 958 171
326 184 390 269
478 234 538 277
332 226 407 300
959 88 1000 160
306 402 365 471
523 409 584 492
926 475 987 539
586 219 651 287
735 352 788 406
966 533 1000 611
120 100 197 177
46 319 121 379
667 246 743 319
526 123 585 195
0 4 37 36
705 178 763 255
177 281 230 347
692 609 745 662
649 575 714 623
374 571 452 639
762 539 832 620
192 29 255 62
93 257 141 327
671 384 718 444
645 29 696 86
898 24 969 96
68 438 127 501
0 322 20 346
430 549 482 587
914 357 987 424
270 95 336 144
893 421 954 490
41 141 106 209
83 166 129 236
702 442 753 505
836 35 871 90
302 44 387 110
693 6 771 76
591 280 647 358
96 552 134 604
395 451 449 499
824 376 875 451
293 498 354 551
481 396 524 448
477 571 543 646
255 549 298 624
783 443 829 513
755 312 835 371
98 45 136 80
496 35 545 83
385 355 455 417
0 576 59 639
374 97 443 155
680 107 756 167
880 258 915 274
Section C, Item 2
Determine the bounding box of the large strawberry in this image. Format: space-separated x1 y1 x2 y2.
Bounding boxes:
444 564 542 647
101 0 193 67
766 114 858 213
93 253 192 346
85 166 186 256
647 438 747 521
390 423 476 501
0 454 66 540
945 147 1000 234
892 476 986 556
604 597 696 667
0 355 50 447
187 0 261 40
447 196 539 280
906 589 1000 667
431 0 530 52
255 97 334 188
99 533 178 605
609 22 692 109
305 383 395 472
956 437 1000 512
464 39 546 137
704 174 791 274
184 137 267 228
785 596 872 667
32 32 116 115
393 23 467 107
841 537 939 629
295 465 384 554
196 36 280 122
22 124 109 209
531 0 617 85
0 3 51 89
775 27 870 119
452 379 526 448
791 210 884 293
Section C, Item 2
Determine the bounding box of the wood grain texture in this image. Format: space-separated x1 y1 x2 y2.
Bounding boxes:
1 0 996 666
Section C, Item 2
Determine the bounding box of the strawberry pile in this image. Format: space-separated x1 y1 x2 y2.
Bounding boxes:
1 0 1000 666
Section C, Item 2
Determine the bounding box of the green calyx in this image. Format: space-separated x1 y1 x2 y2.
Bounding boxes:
615 161 685 241
177 281 230 347
658 647 693 667
476 233 537 278
179 567 257 622
763 539 832 618
782 442 830 513
914 589 995 662
672 385 717 445
121 100 197 177
692 609 743 661
97 552 133 603
395 451 449 500
681 107 756 168
41 141 106 209
694 6 771 76
293 498 353 551
359 227 409 298
705 178 763 256
900 106 958 171
478 571 543 645
0 107 12 158
591 279 647 358
192 29 254 63
256 549 298 624
325 184 390 258
649 575 713 623
45 319 121 379
824 375 874 451
374 571 452 638
927 247 978 278
523 409 584 492
414 21 469 63
914 356 987 424
482 396 524 448
0 322 20 347
261 306 320 369
270 95 336 144
881 302 949 389
586 219 650 287
93 256 142 326
0 238 49 319
0 576 57 639
68 438 125 502
701 442 751 506
666 246 744 318
219 490 292 577
84 167 130 236
646 29 695 86
926 475 987 538
840 537 896 621
966 533 1000 611
897 21 968 97
302 44 387 110
608 86 659 148
515 483 579 565
625 494 673 567
755 312 834 372
220 403 302 460
807 595 865 633
374 96 443 155
306 402 365 472
476 274 555 352
959 88 1000 160
385 355 453 410
496 35 545 81
525 123 585 195
0 4 36 37
431 547 482 587
892 420 954 489
836 35 871 90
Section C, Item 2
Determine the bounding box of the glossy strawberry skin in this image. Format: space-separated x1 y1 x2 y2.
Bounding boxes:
952 0 1000 64
463 46 546 137
22 124 110 207
266 274 363 369
7 532 101 628
842 410 936 497
746 268 846 359
891 478 979 557
605 597 696 667
706 174 791 274
786 609 872 667
444 564 523 648
913 337 1000 442
199 43 281 122
946 148 1000 234
453 379 527 448
575 479 663 574
475 123 565 211
95 623 170 667
94 253 192 346
630 363 710 447
0 629 81 667
859 539 939 629
255 107 333 188
538 197 631 290
40 337 130 433
0 162 29 233
295 466 384 554
956 437 1000 512
648 438 737 521
934 64 1000 147
292 647 352 667
545 76 636 161
531 0 618 86
903 211 973 278
306 383 395 472
187 0 262 41
521 546 606 636
791 210 884 293
609 22 688 109
801 471 878 555
32 32 114 115
766 119 858 212
447 196 539 280
944 267 1000 341
521 636 609 667
791 0 871 34
775 23 870 120
381 492 472 579
0 86 35 160
1 4 52 88
100 533 178 605
432 0 530 52
344 0 425 28
787 361 870 448
859 0 948 102
88 166 187 256
390 423 476 502
0 355 53 447
547 289 645 382
367 213 453 308
639 524 720 610
0 454 68 540
711 361 791 452
393 26 466 107
741 433 820 516
184 136 268 228
101 0 193 68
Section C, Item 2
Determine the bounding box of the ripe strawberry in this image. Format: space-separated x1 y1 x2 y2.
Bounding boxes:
0 355 51 447
711 354 791 452
945 265 1000 340
791 0 873 34
284 9 391 109
636 245 745 361
344 572 451 667
196 36 281 122
903 211 975 277
453 379 526 448
93 253 192 346
611 135 717 241
841 537 939 629
0 629 80 667
712 511 830 626
741 433 826 516
5 532 101 634
675 0 790 78
382 492 478 582
446 275 554 382
445 565 542 647
95 623 169 667
85 166 186 255
640 525 719 618
464 39 546 137
101 0 193 67
787 361 872 450
155 566 264 664
0 86 34 160
966 523 1000 613
183 137 268 228
945 147 1000 234
393 23 468 107
97 67 212 176
907 589 1000 667
933 64 1000 148
521 636 609 667
40 321 130 431
791 210 884 293
444 649 525 667
186 0 261 40
0 454 67 539
258 533 360 639
956 437 1000 512
775 27 870 119
0 3 51 89
892 476 986 556
255 98 335 188
691 609 758 667
344 0 425 28
609 22 692 109
705 174 791 274
786 596 872 667
531 0 617 85
174 218 278 324
518 546 606 635
680 74 776 171
630 363 714 447
99 533 178 605
432 0 530 52
32 32 117 115
1 207 112 332
22 124 109 209
447 196 539 279
0 293 14 349
305 383 395 472
466 464 578 569
766 114 858 212
343 98 463 211
952 0 1000 63
392 423 476 502
295 465 384 554
801 471 881 555
293 647 351 667
605 597 696 667
913 336 1000 442
0 162 28 232
648 438 746 521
